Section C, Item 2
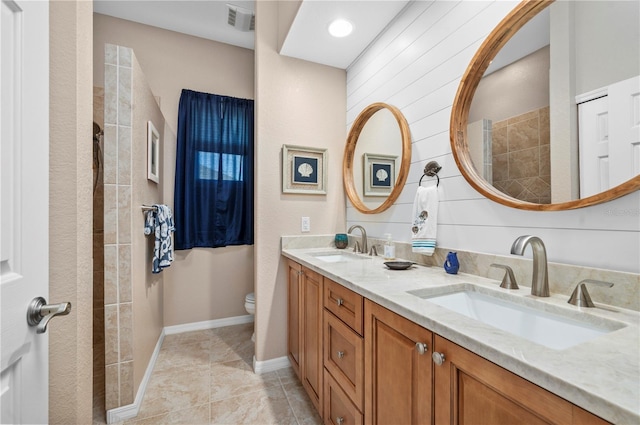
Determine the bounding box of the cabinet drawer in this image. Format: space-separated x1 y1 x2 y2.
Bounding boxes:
324 311 364 410
324 368 363 425
324 279 363 335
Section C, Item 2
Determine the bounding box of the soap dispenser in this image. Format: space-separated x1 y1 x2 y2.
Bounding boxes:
383 233 396 260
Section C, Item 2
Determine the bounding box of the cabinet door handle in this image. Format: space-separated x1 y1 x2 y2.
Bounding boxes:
336 297 344 306
337 350 345 359
432 351 446 366
336 416 344 425
415 342 428 355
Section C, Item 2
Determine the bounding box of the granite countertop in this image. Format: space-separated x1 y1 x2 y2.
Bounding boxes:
282 246 640 424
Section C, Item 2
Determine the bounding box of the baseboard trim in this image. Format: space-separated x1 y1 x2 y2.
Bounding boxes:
106 329 166 424
105 315 254 423
253 355 291 374
164 314 254 335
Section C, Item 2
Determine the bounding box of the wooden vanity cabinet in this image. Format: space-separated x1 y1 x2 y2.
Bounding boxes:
287 260 323 414
287 259 302 378
364 299 433 425
287 259 610 424
433 335 609 425
323 279 365 423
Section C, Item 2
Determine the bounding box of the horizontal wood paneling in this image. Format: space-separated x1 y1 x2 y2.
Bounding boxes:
345 0 640 273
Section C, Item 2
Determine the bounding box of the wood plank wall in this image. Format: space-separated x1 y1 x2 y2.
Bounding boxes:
345 0 640 273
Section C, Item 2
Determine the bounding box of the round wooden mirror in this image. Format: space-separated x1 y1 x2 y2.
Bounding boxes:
450 0 640 211
343 103 412 214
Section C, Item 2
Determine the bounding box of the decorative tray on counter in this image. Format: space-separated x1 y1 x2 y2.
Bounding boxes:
383 261 416 270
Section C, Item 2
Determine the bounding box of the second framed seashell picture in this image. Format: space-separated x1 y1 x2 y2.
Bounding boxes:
282 144 328 195
363 153 397 197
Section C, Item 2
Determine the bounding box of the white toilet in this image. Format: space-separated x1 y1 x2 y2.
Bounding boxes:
244 292 255 342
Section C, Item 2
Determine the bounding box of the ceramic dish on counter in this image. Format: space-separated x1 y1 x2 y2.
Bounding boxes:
384 261 415 270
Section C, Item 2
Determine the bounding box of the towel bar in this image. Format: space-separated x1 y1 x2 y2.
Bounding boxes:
419 161 442 187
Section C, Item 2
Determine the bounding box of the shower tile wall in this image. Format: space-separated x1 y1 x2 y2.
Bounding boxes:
491 106 551 204
93 86 105 423
103 44 135 410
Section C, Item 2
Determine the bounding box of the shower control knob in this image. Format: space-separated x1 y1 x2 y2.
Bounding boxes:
27 297 72 334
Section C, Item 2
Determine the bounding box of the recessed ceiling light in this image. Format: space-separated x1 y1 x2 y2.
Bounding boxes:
328 19 353 38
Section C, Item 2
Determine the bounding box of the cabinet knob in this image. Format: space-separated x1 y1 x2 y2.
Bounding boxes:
415 342 428 355
337 350 345 359
336 416 344 425
336 298 344 307
432 352 446 366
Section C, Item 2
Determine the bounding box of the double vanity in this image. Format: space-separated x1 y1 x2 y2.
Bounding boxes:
282 236 639 424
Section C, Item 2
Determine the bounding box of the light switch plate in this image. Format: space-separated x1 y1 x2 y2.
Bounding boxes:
301 216 311 232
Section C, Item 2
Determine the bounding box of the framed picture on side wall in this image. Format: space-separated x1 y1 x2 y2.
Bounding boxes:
147 121 160 183
364 153 396 196
282 144 327 194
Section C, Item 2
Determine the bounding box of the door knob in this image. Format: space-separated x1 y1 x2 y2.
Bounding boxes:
27 297 72 334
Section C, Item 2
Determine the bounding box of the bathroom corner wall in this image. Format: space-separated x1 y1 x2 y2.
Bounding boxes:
130 54 165 394
254 1 347 362
103 44 135 410
103 44 165 410
94 13 255 328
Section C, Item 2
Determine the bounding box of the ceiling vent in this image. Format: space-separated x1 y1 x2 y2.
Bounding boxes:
227 4 255 32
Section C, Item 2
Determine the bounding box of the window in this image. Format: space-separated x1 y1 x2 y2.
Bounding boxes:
174 89 254 249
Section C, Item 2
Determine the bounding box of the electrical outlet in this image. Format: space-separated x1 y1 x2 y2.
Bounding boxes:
301 216 311 232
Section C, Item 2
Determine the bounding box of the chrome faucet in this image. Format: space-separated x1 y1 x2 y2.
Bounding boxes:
347 225 368 254
510 235 550 297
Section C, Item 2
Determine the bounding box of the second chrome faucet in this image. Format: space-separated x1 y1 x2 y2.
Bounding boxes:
510 235 549 297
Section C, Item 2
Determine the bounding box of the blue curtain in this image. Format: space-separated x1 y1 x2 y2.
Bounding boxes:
174 89 254 249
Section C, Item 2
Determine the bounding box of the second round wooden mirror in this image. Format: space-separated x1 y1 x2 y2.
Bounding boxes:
343 103 412 214
450 0 640 211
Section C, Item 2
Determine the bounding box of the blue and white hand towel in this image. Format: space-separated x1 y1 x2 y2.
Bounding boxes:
144 204 175 273
411 185 438 255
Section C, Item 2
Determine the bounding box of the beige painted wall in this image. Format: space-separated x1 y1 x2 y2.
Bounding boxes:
49 0 93 423
254 1 347 362
93 13 254 130
131 56 165 392
94 13 255 326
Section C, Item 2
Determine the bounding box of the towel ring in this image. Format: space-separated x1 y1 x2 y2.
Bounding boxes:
419 161 442 187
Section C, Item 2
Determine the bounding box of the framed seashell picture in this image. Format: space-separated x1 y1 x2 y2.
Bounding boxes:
282 144 327 194
363 153 397 197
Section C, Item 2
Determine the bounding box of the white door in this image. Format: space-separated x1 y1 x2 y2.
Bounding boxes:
578 75 640 197
1 1 50 423
609 75 640 187
578 95 609 198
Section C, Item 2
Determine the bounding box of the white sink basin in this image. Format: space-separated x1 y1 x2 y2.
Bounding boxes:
417 289 622 350
309 251 367 263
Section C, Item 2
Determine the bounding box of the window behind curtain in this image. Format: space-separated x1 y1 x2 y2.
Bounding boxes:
174 89 254 249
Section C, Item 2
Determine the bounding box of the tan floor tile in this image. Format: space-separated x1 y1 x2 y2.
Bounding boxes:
282 379 322 425
210 386 297 425
210 359 280 402
162 330 214 347
136 365 210 420
154 339 211 371
125 403 209 425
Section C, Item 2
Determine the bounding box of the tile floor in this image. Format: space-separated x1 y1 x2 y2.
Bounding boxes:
95 323 322 425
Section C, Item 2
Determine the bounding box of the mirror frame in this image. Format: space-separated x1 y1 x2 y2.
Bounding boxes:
450 0 640 211
343 102 412 214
